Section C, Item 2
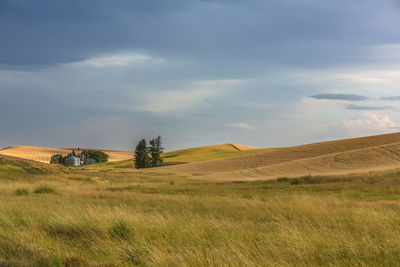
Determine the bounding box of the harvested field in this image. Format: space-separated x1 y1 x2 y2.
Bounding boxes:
161 143 262 165
158 133 400 180
5 133 400 181
231 144 258 151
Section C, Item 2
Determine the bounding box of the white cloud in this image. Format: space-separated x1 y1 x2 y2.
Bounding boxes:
289 63 400 97
372 43 400 62
137 88 216 113
135 79 243 114
227 122 256 130
72 53 152 67
332 69 400 88
342 113 398 131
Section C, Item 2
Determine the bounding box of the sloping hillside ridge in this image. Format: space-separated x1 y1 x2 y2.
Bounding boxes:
0 153 55 177
231 144 258 151
160 133 400 178
162 143 261 164
203 141 400 180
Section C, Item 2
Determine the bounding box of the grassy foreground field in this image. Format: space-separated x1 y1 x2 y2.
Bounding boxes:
1 155 400 266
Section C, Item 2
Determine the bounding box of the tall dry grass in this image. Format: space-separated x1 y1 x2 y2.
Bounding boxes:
1 164 400 266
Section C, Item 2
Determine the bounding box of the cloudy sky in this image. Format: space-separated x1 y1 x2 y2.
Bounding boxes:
1 0 400 151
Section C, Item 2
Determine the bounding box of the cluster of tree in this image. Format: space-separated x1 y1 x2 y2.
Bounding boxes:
50 149 109 165
50 154 64 164
81 150 109 163
135 135 164 169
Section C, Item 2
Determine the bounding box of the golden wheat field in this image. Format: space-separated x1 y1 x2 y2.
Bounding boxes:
0 146 133 163
160 133 400 180
2 134 400 266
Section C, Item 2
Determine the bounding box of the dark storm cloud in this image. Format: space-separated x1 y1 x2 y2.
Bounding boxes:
310 93 369 101
345 104 394 110
1 0 399 69
0 0 189 65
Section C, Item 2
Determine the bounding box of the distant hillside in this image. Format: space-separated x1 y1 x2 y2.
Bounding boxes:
0 143 260 166
87 143 261 170
7 134 400 181
162 143 261 165
0 145 132 163
160 133 400 180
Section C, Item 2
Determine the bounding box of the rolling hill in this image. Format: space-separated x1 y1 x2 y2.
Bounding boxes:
0 143 260 165
159 133 400 180
162 143 260 164
4 133 400 180
81 143 261 170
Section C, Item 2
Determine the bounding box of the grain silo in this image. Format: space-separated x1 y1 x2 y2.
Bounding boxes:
64 154 81 167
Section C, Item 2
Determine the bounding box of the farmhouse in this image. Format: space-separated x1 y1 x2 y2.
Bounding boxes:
51 149 109 166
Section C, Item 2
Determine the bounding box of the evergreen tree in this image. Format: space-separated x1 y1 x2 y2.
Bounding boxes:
50 154 63 164
134 139 151 168
149 135 164 167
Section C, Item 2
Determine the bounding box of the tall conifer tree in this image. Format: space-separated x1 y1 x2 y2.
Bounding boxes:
149 135 164 167
134 139 151 168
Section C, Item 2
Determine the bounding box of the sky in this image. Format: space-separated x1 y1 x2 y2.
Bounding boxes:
1 0 400 151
